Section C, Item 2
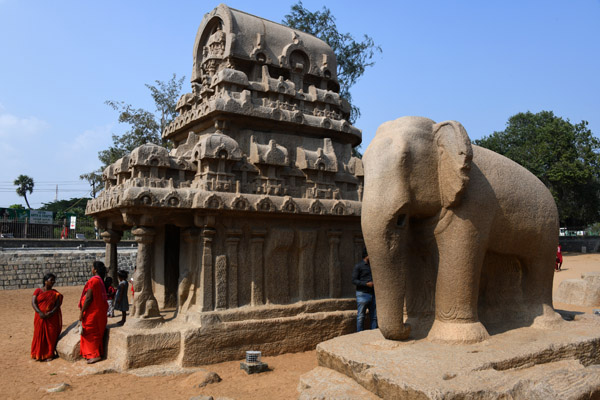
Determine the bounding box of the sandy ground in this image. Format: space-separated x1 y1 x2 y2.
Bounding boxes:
1 253 598 400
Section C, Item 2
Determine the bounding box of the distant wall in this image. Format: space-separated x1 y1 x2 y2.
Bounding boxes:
0 238 136 249
559 236 600 253
0 248 137 290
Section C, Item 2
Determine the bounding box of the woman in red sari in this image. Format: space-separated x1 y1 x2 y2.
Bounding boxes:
31 273 63 361
79 261 108 364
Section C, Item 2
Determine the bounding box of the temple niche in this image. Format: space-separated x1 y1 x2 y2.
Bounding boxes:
86 4 364 368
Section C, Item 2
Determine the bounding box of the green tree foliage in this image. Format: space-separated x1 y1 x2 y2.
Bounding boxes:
13 174 34 209
8 204 24 209
475 111 600 227
98 74 185 166
282 1 381 124
40 197 91 220
79 169 104 198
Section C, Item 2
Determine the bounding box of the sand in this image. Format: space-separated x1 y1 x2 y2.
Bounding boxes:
2 252 598 400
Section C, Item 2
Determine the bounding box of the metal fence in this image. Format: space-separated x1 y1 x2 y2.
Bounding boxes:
0 216 98 239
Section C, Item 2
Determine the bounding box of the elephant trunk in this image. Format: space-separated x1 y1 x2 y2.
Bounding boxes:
362 210 411 340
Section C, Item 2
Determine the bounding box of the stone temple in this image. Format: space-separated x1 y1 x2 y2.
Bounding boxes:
85 4 364 368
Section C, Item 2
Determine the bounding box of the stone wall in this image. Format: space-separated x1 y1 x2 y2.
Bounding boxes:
0 248 137 290
559 236 600 253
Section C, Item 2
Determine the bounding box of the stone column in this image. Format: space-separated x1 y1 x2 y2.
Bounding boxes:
298 230 317 300
328 230 342 298
179 227 201 313
215 255 227 310
131 227 163 324
200 228 216 312
225 229 242 309
250 229 267 306
101 229 122 284
354 233 365 264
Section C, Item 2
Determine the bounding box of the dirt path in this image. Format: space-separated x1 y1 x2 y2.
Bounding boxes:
1 253 597 399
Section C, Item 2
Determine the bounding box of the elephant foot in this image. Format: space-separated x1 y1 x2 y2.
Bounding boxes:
531 304 564 329
427 320 490 344
379 322 411 341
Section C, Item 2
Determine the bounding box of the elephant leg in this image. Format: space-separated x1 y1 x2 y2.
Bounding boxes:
427 226 490 344
521 251 563 329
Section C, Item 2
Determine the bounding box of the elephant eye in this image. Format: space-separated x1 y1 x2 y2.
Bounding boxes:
397 214 406 227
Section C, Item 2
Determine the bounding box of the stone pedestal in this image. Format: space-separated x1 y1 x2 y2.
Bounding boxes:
299 314 600 399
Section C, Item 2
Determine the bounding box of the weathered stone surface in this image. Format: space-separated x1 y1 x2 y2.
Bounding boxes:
298 367 379 400
0 248 136 290
555 271 600 306
361 116 559 343
182 369 222 388
107 325 181 370
56 321 82 361
300 316 600 399
105 299 354 370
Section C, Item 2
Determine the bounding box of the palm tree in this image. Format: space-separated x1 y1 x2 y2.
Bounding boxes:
14 175 34 209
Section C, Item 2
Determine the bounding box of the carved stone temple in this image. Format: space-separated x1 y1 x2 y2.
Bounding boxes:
86 4 364 368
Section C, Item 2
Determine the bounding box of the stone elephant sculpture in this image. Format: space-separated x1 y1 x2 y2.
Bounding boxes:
361 116 561 344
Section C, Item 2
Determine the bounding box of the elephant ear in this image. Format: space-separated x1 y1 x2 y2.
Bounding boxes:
434 121 473 208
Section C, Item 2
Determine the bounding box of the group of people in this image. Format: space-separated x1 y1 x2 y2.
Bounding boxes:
30 261 130 364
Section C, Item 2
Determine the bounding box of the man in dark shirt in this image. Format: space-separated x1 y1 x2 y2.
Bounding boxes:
352 248 377 331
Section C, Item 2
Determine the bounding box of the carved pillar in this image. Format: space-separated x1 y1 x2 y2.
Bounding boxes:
298 230 317 300
328 230 342 298
354 233 365 264
250 229 267 306
264 229 294 304
179 227 201 312
101 229 122 283
200 228 215 312
131 227 162 320
225 230 242 309
215 255 227 310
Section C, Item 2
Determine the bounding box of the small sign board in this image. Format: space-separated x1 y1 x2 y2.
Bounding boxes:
29 210 53 224
70 216 77 230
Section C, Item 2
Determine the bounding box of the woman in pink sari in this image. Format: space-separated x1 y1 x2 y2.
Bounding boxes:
31 273 63 361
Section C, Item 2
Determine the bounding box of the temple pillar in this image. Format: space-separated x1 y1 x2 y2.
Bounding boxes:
225 229 242 309
250 229 267 306
131 227 163 326
200 228 215 312
101 229 122 284
179 227 201 313
298 230 317 300
328 230 342 298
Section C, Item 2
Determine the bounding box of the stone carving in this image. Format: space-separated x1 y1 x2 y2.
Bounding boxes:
84 4 362 368
361 116 561 343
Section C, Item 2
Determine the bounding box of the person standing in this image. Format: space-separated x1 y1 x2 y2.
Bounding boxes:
79 261 108 364
31 273 63 361
352 248 377 331
555 244 563 271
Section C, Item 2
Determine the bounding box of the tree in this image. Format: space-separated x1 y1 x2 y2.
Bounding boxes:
40 197 91 220
282 1 381 125
474 111 600 227
98 73 185 166
13 175 34 209
79 169 104 198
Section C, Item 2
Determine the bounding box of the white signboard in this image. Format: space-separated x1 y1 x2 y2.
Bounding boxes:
29 210 53 224
70 216 77 230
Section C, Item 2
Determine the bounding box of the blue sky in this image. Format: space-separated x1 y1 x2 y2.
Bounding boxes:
1 0 599 208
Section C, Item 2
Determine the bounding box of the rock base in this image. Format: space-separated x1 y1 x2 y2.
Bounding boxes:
299 314 600 399
240 361 269 374
102 299 355 371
